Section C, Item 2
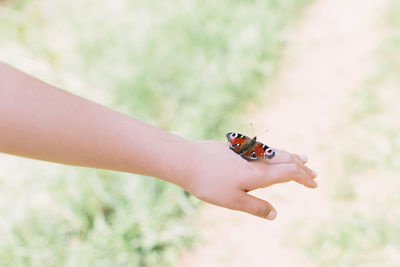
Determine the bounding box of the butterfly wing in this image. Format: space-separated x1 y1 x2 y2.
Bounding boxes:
226 132 251 154
240 142 275 161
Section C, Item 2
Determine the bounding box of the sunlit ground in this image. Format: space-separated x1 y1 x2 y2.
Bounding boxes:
179 0 400 266
1 0 400 266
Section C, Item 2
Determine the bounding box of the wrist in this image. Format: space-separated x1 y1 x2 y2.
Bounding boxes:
169 139 200 192
142 135 199 192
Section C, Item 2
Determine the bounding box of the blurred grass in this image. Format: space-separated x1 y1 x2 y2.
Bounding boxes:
297 1 400 266
0 0 312 266
0 0 312 139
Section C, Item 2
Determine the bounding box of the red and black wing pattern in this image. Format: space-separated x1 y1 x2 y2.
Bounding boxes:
254 142 275 159
240 148 255 160
226 132 275 161
226 132 251 154
239 142 267 161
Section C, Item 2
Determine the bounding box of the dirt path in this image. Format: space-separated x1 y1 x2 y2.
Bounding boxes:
178 0 388 266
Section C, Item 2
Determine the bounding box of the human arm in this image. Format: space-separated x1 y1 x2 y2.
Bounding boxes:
0 62 317 220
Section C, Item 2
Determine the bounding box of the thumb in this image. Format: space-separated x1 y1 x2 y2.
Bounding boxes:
236 193 277 220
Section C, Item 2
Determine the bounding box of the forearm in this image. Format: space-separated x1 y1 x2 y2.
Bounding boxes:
0 63 195 188
0 63 318 220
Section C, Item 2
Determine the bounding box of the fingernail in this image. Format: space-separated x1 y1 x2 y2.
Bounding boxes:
299 155 308 163
311 170 317 177
310 180 318 188
266 210 276 220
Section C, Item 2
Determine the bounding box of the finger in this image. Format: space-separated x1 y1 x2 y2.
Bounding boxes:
298 154 308 163
260 149 317 179
234 192 277 220
270 163 317 188
251 163 318 189
265 148 307 164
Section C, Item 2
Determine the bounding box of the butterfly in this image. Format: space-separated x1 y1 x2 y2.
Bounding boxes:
226 132 275 161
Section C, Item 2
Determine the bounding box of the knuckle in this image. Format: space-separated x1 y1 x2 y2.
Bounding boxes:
291 154 302 163
248 164 265 179
289 163 301 176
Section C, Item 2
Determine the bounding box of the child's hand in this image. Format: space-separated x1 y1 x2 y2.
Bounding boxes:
186 140 317 220
0 64 317 221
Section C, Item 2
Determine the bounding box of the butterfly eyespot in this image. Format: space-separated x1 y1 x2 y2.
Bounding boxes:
264 148 275 159
232 133 236 137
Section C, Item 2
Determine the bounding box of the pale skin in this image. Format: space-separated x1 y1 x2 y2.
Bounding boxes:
0 62 317 220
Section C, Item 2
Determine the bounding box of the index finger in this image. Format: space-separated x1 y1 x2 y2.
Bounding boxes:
264 148 307 164
260 148 317 179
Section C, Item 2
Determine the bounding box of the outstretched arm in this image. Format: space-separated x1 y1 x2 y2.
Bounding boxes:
0 62 317 220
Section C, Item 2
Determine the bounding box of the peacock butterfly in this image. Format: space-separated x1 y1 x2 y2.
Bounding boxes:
226 132 275 161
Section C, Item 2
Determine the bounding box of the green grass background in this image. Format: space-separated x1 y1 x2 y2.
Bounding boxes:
294 1 400 266
0 0 312 266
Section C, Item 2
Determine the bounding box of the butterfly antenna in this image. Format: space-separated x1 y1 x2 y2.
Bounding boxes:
250 122 255 137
